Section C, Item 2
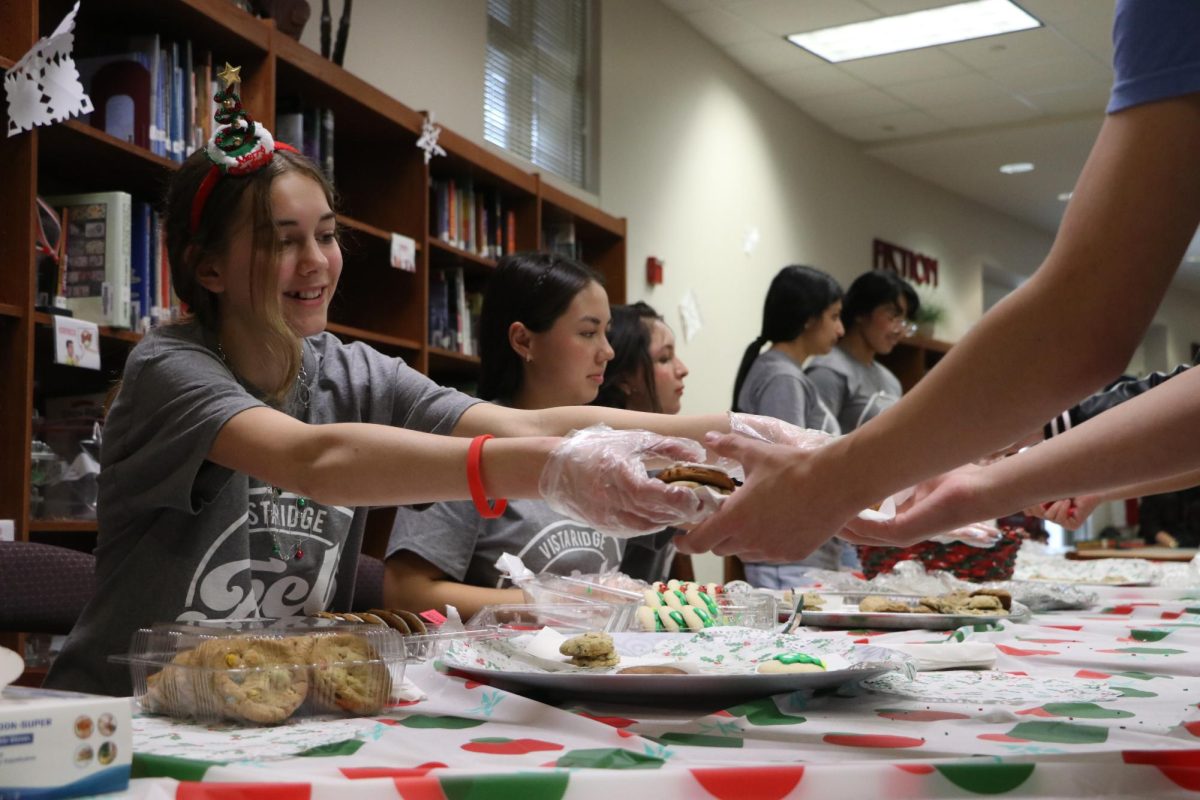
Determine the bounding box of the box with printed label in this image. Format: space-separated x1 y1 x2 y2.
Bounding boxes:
0 686 132 800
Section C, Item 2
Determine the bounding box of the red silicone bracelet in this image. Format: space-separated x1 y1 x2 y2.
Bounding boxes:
467 434 507 518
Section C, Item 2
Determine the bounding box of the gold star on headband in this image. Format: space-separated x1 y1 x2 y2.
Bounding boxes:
217 62 242 89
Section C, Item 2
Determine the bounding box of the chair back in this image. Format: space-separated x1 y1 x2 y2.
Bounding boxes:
0 541 97 634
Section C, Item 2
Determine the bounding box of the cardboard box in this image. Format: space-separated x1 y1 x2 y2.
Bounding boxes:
0 686 131 800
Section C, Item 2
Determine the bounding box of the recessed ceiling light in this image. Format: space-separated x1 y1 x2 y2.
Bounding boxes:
785 0 1041 63
999 162 1035 174
1057 192 1073 202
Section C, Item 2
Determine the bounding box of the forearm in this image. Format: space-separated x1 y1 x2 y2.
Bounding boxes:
1090 469 1200 506
532 406 730 441
831 102 1200 509
977 370 1200 520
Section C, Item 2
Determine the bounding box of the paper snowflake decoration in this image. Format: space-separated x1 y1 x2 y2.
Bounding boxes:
416 112 446 164
5 0 93 137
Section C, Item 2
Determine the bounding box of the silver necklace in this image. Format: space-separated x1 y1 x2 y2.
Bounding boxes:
216 340 311 561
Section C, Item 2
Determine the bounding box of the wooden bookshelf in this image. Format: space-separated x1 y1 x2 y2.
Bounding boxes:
1 0 626 675
879 334 952 392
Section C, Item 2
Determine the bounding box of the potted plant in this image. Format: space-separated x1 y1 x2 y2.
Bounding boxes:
913 302 943 339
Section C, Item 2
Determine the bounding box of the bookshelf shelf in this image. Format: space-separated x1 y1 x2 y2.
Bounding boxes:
337 214 415 248
28 519 98 533
324 322 421 353
429 238 498 270
0 303 23 319
33 312 142 344
38 121 176 200
428 346 481 365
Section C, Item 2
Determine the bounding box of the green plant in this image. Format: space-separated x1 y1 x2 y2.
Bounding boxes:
914 302 943 325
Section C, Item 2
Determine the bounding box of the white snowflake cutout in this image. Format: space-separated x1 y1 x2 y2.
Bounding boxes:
5 0 93 137
416 112 446 164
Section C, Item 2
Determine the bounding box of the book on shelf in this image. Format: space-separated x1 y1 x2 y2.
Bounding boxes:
44 191 133 329
545 221 579 260
429 179 514 258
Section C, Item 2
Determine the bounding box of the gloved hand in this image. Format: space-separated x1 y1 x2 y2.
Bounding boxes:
929 521 1004 548
539 425 710 538
728 412 837 451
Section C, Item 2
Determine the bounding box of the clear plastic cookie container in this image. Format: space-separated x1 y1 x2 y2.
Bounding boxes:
113 618 406 725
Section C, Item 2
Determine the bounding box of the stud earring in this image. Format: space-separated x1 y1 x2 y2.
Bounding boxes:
525 353 533 363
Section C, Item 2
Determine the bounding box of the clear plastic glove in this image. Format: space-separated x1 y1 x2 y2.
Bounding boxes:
539 424 709 538
929 521 1003 548
728 412 837 450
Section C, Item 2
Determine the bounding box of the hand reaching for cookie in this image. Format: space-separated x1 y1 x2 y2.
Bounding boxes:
539 424 708 538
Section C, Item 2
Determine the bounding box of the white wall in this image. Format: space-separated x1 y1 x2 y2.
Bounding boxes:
314 0 1200 580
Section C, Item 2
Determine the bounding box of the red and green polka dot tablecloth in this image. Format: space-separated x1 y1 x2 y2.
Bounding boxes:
125 587 1200 799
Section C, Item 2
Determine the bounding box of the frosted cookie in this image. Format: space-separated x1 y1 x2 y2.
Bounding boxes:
643 589 665 608
636 605 664 632
309 633 391 715
663 589 688 609
685 586 720 616
195 636 313 724
656 606 686 632
678 605 714 631
756 653 826 674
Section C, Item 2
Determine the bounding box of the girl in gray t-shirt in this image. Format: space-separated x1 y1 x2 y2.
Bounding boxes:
387 254 629 619
44 89 747 697
732 266 847 587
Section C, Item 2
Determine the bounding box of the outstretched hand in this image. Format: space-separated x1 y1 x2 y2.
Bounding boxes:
674 432 859 563
841 463 989 547
539 425 708 538
1023 493 1102 531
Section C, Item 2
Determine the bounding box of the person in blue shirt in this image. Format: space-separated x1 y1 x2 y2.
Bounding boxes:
678 0 1200 561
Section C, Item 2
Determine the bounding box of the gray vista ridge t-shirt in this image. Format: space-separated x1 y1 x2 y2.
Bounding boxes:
806 345 902 433
46 322 479 696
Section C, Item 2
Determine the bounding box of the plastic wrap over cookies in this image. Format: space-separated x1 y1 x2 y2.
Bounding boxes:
539 425 710 538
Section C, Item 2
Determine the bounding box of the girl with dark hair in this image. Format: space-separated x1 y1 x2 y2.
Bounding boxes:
385 252 628 618
592 301 690 582
594 301 689 415
732 266 847 585
806 270 919 433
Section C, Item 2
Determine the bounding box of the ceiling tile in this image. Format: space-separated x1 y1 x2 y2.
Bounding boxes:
723 0 876 36
928 95 1039 128
660 0 715 13
886 72 1008 108
799 88 912 121
761 64 872 100
986 55 1111 94
1018 0 1112 27
726 36 825 74
860 0 959 14
683 8 769 45
1051 11 1116 63
1019 82 1112 116
827 109 949 142
940 26 1080 71
838 48 970 87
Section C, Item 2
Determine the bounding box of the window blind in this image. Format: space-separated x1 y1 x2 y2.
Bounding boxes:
485 0 595 190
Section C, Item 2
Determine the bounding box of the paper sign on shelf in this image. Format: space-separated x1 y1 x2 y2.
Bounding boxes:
390 233 416 272
53 314 101 370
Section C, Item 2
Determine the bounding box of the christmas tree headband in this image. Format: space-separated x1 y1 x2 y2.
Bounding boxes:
189 63 299 234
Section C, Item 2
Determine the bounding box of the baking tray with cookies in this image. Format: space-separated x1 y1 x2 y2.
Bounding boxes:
792 589 1030 630
439 627 912 707
113 617 408 725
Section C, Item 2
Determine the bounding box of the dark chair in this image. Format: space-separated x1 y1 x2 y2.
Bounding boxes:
0 541 97 634
352 553 385 611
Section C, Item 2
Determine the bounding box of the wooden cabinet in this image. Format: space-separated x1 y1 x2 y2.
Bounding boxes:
879 334 952 393
0 2 624 558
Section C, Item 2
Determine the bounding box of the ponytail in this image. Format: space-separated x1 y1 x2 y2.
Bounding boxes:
731 335 769 411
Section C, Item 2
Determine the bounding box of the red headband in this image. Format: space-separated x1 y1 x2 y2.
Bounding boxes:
189 141 300 235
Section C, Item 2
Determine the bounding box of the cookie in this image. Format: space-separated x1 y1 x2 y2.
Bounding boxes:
656 463 737 494
617 665 687 675
643 589 665 608
195 636 312 724
678 606 712 631
656 606 686 632
970 588 1013 611
145 648 202 717
394 609 428 635
663 589 688 609
756 653 826 674
368 609 411 634
559 631 615 658
859 596 912 613
309 633 391 715
636 605 663 632
569 653 620 668
685 587 720 616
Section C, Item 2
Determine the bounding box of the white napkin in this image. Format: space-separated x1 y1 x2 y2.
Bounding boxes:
880 642 996 671
0 646 23 690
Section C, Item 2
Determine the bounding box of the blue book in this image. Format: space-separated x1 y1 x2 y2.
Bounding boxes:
130 201 152 328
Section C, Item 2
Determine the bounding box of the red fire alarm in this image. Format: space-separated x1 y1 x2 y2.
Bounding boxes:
646 256 664 286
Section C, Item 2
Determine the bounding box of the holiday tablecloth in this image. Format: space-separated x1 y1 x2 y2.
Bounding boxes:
122 587 1200 799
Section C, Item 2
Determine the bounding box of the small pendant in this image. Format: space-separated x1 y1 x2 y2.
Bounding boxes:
295 548 304 559
297 497 307 508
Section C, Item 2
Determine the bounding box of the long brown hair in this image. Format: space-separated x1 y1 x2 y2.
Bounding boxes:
163 148 336 403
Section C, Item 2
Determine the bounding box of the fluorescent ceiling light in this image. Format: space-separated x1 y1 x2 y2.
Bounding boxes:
786 0 1041 63
1057 192 1073 202
999 162 1034 174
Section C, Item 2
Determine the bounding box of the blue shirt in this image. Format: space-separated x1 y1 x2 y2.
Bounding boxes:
1109 0 1200 113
